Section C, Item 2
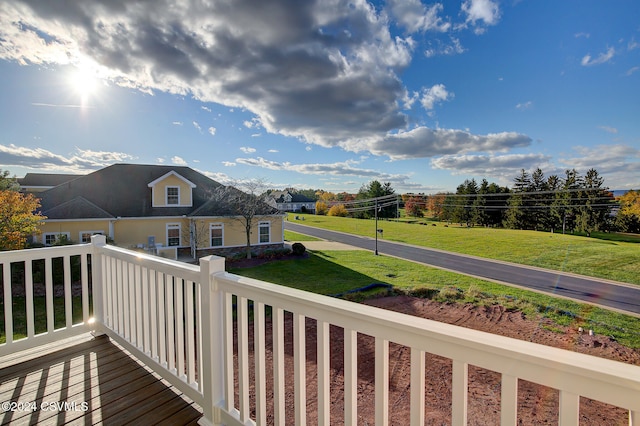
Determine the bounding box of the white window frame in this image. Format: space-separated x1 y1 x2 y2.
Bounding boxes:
166 223 181 247
258 221 270 244
166 186 180 205
43 232 71 246
209 223 224 247
79 230 104 243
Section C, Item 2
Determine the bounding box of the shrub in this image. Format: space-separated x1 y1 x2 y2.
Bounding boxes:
315 201 328 215
328 204 348 217
435 286 463 302
291 242 306 256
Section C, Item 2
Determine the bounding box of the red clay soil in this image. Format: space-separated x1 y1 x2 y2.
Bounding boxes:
235 295 640 425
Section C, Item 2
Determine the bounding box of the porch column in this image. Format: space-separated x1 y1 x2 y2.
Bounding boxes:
198 255 226 426
90 235 107 333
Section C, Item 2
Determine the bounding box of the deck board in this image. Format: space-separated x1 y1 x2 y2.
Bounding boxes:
0 334 202 425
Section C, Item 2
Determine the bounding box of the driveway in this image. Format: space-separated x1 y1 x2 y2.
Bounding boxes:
285 221 640 316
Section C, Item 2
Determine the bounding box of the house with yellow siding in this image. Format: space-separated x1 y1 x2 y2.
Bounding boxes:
33 164 284 259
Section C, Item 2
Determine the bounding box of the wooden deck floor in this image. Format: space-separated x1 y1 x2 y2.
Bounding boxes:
0 334 202 425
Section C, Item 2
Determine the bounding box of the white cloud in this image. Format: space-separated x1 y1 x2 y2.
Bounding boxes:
431 153 554 184
626 66 639 76
208 126 216 136
558 144 640 189
243 118 261 129
0 0 529 163
430 144 640 189
268 149 279 153
236 156 414 186
598 125 618 134
581 47 615 66
0 143 135 173
222 161 236 167
0 0 415 152
420 84 453 111
574 32 590 39
424 37 465 58
171 156 187 166
201 106 211 112
461 0 501 32
386 0 450 33
364 127 531 160
240 146 256 154
172 121 183 126
516 101 533 110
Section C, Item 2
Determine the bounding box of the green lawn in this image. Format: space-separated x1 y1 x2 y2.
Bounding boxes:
0 296 88 344
287 213 640 285
230 249 640 348
284 230 322 242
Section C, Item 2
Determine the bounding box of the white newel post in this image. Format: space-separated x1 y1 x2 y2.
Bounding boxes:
198 255 226 426
90 235 107 334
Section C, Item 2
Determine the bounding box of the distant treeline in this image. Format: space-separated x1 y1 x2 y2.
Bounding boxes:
276 168 640 234
416 168 622 235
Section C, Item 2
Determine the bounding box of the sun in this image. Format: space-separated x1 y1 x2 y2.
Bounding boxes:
69 67 101 105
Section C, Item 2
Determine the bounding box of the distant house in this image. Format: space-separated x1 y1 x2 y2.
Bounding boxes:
31 164 284 259
268 190 316 213
17 173 80 193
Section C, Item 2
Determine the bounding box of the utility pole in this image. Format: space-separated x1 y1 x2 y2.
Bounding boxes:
374 198 379 255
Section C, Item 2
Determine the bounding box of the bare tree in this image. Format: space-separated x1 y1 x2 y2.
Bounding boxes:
210 179 278 259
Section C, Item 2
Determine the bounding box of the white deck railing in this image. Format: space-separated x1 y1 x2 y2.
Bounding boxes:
1 236 639 425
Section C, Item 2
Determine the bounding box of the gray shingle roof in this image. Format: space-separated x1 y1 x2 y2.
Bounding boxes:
18 173 80 187
43 196 114 220
270 190 315 203
39 164 223 218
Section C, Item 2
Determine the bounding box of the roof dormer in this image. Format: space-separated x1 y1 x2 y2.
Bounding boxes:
148 170 197 207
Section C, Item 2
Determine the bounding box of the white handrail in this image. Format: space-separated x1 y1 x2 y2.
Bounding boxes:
211 270 640 425
2 242 639 426
0 243 93 356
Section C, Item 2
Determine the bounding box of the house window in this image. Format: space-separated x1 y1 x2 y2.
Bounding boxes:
166 186 179 205
80 231 103 243
210 223 223 247
167 223 181 246
258 221 270 243
43 232 71 246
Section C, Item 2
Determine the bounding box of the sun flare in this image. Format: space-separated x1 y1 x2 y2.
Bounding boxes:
69 67 101 104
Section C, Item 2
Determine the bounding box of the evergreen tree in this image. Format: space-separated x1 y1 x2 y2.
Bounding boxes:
485 182 510 226
561 169 583 232
452 179 477 225
504 169 532 229
355 180 396 219
575 168 612 236
530 168 548 230
546 174 563 231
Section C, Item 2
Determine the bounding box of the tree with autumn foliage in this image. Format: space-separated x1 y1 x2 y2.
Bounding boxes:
327 204 348 217
315 201 328 215
426 193 447 219
404 196 425 217
0 190 47 250
615 190 640 233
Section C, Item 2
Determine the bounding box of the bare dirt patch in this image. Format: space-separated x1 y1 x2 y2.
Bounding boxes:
236 295 639 425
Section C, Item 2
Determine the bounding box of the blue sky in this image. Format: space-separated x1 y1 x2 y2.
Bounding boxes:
1 0 638 193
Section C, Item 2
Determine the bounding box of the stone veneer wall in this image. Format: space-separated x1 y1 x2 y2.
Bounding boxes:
192 243 286 259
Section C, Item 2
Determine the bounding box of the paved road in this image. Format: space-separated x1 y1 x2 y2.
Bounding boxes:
286 221 640 315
